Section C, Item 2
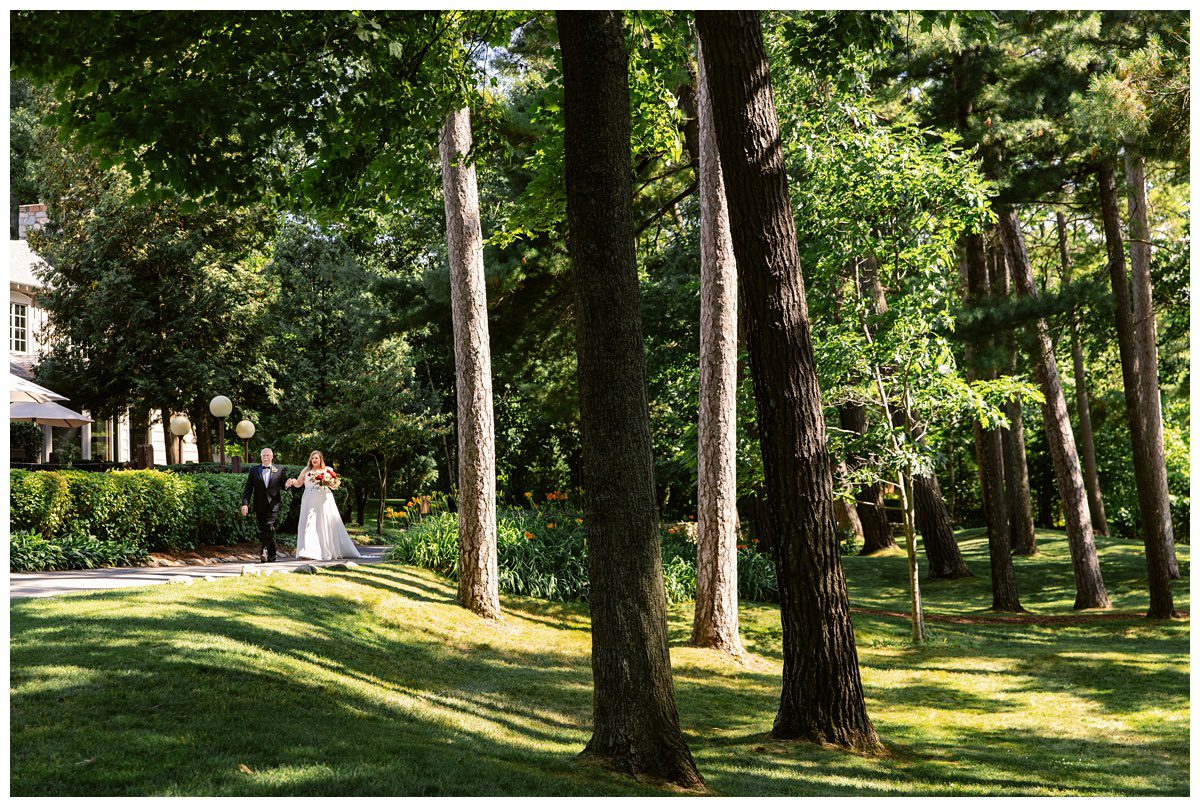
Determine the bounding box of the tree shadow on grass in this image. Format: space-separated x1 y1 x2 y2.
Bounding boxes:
10 563 1189 797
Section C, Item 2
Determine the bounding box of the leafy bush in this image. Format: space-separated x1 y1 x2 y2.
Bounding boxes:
10 421 43 461
388 501 781 604
10 529 148 572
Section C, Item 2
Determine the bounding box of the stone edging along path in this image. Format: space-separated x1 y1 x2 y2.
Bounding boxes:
9 545 391 599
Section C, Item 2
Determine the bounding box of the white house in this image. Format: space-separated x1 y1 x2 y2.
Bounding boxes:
10 203 199 465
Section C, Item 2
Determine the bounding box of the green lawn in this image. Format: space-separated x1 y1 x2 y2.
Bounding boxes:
10 530 1189 796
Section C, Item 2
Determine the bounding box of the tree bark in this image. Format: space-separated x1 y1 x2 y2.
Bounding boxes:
964 233 1023 612
161 409 177 465
440 105 501 620
913 472 972 579
697 10 880 753
1057 210 1108 537
192 401 212 464
1124 151 1180 580
997 207 1111 610
559 11 704 788
989 246 1037 556
838 403 897 555
1097 159 1177 617
691 41 743 656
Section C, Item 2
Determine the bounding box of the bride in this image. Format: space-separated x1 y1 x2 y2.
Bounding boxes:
286 450 361 561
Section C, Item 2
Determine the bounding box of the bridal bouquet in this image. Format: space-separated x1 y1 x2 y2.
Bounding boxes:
311 468 341 491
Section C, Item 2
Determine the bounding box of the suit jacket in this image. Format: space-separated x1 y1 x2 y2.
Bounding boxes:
242 464 290 517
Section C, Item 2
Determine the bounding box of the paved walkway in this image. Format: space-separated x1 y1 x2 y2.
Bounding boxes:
10 545 392 599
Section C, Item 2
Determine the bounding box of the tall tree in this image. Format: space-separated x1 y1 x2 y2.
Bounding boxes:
963 234 1023 612
696 10 880 752
1056 210 1108 536
558 10 703 788
1123 150 1180 578
989 245 1037 556
440 105 501 620
691 41 743 657
1095 159 1178 617
997 208 1111 610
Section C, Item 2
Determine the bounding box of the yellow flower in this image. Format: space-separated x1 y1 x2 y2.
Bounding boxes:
524 491 533 499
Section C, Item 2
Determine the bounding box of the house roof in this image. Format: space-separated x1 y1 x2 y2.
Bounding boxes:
10 240 48 291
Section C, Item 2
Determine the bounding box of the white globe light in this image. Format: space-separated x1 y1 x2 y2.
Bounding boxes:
169 415 192 437
235 419 256 440
209 395 233 418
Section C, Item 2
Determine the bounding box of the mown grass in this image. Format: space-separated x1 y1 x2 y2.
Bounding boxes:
10 529 1189 796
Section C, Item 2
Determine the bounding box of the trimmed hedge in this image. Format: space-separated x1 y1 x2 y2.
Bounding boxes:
10 468 354 553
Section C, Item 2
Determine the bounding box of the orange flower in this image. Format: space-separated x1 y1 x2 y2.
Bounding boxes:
524 531 534 540
737 543 748 550
546 522 555 529
575 518 583 524
668 527 676 535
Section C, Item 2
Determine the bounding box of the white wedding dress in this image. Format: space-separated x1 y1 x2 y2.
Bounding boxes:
295 475 361 561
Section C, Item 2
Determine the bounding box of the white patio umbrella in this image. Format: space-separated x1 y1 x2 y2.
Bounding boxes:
10 400 93 427
10 373 68 404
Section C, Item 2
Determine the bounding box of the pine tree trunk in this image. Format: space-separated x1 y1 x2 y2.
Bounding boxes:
1057 210 1109 536
1097 159 1178 617
1124 152 1180 580
989 246 1037 555
559 10 704 788
697 10 880 753
964 233 1023 612
997 207 1111 610
440 105 501 620
913 472 972 579
839 405 896 555
691 41 743 656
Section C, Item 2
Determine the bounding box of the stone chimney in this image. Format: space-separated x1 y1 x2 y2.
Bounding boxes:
18 204 49 239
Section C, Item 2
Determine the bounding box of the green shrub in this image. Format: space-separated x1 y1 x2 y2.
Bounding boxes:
388 503 781 604
10 529 148 572
10 421 42 461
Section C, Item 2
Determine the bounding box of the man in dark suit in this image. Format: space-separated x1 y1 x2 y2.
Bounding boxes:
241 447 290 562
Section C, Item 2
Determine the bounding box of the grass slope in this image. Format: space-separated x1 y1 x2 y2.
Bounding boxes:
10 530 1189 796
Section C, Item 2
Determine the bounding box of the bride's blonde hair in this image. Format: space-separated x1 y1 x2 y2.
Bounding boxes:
307 450 326 470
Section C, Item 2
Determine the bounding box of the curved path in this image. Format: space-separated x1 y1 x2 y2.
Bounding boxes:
10 545 391 599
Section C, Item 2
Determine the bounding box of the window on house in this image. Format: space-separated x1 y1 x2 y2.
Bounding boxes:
10 303 28 353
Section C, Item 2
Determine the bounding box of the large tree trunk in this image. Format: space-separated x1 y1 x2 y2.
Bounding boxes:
697 10 880 753
964 233 1023 612
691 42 743 656
1124 152 1180 580
1097 159 1178 617
913 472 971 579
1057 210 1109 537
161 409 177 465
558 11 704 788
989 246 1037 556
192 401 212 464
838 404 897 555
440 105 501 620
997 207 1111 610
